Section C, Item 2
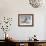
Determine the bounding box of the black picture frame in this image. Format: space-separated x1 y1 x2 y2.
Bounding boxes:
18 14 34 27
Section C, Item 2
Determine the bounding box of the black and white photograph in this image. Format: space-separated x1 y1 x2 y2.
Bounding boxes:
18 14 34 26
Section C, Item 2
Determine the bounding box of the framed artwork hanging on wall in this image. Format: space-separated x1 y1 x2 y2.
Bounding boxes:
18 14 34 27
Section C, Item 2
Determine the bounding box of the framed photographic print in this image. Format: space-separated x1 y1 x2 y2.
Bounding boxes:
18 14 34 27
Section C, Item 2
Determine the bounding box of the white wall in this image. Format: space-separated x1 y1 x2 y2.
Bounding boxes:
0 0 46 40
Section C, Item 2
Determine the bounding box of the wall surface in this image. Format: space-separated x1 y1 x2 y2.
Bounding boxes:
0 0 46 40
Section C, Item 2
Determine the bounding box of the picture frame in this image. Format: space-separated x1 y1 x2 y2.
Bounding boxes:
18 14 34 27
